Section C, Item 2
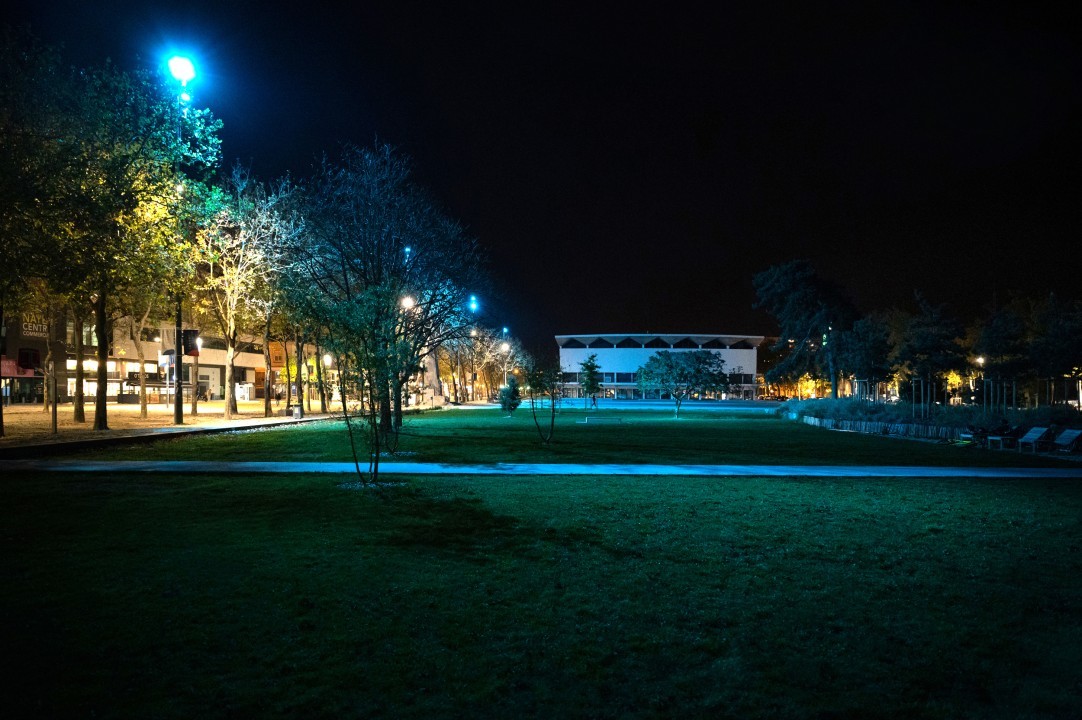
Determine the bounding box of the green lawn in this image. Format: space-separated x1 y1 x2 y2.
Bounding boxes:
5 413 1082 718
90 408 1078 467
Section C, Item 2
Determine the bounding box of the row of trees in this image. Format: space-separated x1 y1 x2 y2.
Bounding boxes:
753 260 1082 418
1 31 492 474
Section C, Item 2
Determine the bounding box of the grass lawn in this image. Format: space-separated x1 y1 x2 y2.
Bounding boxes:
88 408 1079 468
4 412 1081 718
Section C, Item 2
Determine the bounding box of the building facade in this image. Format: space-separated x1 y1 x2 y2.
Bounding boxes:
557 333 765 400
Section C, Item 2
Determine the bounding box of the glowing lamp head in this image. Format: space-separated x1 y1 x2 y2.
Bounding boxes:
401 296 416 310
500 342 510 353
468 295 479 313
168 56 196 86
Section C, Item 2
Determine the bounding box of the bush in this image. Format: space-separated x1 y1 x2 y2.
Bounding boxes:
779 398 1081 429
499 376 522 415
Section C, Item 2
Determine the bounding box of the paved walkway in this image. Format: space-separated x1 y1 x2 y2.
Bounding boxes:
9 459 1082 478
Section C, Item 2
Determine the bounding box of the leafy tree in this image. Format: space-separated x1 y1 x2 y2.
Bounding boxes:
893 295 965 418
973 304 1029 411
578 353 602 408
836 314 894 402
2 33 222 430
637 350 728 418
753 260 855 398
499 374 522 415
0 30 73 435
1029 295 1082 406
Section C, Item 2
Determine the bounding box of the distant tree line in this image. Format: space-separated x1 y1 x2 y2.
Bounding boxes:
753 260 1082 418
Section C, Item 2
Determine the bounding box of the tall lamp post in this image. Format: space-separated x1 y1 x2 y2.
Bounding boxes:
168 56 195 425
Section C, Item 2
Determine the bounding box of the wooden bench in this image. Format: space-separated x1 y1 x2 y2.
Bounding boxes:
577 416 622 424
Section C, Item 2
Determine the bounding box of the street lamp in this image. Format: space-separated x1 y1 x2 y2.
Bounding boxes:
168 54 195 425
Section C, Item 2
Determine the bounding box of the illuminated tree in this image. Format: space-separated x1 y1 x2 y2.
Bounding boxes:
637 350 728 418
194 166 293 420
1 32 222 431
578 354 602 408
289 143 483 482
499 374 522 415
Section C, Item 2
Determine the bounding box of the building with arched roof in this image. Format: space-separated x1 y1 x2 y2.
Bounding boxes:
556 333 765 400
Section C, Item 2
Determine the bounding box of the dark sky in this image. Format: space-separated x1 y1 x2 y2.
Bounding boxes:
11 1 1080 355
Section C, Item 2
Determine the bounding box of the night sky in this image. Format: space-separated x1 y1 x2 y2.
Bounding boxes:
11 1 1080 355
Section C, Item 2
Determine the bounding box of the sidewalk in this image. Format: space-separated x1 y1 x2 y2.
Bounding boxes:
8 459 1082 478
0 400 333 456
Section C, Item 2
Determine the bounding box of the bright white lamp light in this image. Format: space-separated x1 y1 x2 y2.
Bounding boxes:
168 56 196 86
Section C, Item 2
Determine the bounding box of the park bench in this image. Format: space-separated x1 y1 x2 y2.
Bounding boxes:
577 416 622 424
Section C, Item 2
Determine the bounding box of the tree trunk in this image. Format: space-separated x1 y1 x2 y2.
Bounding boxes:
284 343 293 411
379 384 392 432
41 331 53 415
293 330 304 418
262 318 274 417
93 289 109 431
224 330 236 420
301 332 312 415
73 312 86 423
393 377 404 428
314 336 327 413
133 329 147 419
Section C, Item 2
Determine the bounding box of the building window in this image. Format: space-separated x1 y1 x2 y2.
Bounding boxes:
616 338 642 348
644 338 669 349
17 348 41 370
673 338 698 349
588 339 614 348
701 339 727 349
616 372 636 383
561 339 586 349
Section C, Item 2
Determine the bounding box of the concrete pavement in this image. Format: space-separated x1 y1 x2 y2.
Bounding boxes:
8 459 1082 478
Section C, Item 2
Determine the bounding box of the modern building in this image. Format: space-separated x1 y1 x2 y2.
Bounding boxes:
556 332 765 400
2 308 443 410
3 310 304 405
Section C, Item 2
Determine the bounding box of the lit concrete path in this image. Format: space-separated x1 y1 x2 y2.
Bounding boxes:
9 459 1082 478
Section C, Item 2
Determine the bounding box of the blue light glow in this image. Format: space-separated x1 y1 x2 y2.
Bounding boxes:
168 56 196 86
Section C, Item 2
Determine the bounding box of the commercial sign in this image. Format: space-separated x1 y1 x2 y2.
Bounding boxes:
20 313 50 339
